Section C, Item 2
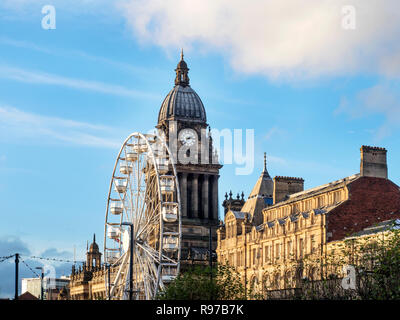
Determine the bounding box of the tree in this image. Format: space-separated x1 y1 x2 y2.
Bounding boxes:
157 263 253 300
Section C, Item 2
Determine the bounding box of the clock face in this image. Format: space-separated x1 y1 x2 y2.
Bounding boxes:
179 129 197 147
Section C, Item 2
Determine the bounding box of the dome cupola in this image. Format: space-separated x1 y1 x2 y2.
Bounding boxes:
158 51 207 125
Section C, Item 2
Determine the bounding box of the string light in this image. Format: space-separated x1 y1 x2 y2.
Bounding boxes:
24 255 85 264
20 259 40 278
0 254 15 263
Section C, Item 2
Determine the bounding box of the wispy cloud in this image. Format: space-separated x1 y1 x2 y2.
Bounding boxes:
265 126 286 141
0 36 160 76
0 64 158 99
335 81 400 140
0 105 122 148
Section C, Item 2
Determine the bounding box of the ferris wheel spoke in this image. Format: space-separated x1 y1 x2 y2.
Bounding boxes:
109 251 129 298
136 241 160 263
136 206 160 239
135 247 152 299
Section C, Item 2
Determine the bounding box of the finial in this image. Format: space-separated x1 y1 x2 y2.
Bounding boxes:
175 49 190 87
93 233 96 244
86 240 88 252
264 152 267 171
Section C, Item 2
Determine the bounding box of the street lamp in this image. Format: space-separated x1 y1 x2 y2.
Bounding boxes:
121 222 134 300
35 267 44 300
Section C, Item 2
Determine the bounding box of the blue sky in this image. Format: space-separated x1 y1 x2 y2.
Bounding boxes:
1 0 400 298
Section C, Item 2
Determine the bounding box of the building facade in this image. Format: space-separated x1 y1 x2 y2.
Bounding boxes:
217 146 400 294
22 276 70 300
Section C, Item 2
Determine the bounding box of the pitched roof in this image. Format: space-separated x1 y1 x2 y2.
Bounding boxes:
265 174 360 211
19 291 38 300
241 166 273 224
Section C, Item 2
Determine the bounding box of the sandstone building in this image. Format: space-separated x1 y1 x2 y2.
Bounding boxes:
216 146 400 294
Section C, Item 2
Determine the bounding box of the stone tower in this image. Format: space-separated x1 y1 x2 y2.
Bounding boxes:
86 234 101 269
156 52 222 261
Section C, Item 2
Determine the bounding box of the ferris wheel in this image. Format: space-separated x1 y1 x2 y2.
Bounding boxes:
103 132 181 300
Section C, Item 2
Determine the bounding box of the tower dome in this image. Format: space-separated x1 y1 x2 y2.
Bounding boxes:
157 51 207 124
88 234 99 253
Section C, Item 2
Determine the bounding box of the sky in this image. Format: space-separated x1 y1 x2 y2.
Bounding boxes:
1 0 400 298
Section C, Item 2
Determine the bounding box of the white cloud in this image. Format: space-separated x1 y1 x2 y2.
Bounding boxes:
0 105 122 148
0 65 157 99
118 0 400 81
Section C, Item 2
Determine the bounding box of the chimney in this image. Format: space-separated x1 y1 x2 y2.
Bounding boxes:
273 176 304 204
360 146 387 179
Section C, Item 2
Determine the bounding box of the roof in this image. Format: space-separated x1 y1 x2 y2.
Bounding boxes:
240 166 273 224
158 85 206 123
347 219 400 238
19 291 38 300
265 174 360 211
230 211 248 220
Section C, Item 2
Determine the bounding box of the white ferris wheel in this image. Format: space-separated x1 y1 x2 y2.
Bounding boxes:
103 132 181 300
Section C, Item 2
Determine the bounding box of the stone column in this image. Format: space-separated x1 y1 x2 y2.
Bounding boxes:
202 174 209 220
180 172 188 218
191 173 199 218
212 175 219 221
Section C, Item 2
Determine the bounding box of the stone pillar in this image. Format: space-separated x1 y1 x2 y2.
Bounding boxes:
180 172 188 218
202 174 209 220
212 175 219 221
191 174 199 218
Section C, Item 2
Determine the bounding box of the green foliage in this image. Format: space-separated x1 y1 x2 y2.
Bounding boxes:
157 263 251 300
356 223 400 300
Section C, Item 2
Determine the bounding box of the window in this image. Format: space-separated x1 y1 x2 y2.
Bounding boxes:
334 191 342 203
310 235 316 253
299 239 304 258
264 246 269 263
317 196 325 208
276 243 281 260
252 248 256 265
287 241 292 258
305 199 312 211
283 207 289 216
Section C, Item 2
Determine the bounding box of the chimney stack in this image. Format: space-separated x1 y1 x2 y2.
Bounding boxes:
360 146 387 179
273 176 304 204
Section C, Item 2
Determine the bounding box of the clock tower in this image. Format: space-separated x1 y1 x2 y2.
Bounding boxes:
156 52 222 262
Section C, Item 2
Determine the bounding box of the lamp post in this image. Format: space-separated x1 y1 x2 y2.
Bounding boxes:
106 263 111 300
35 267 44 300
121 222 134 300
